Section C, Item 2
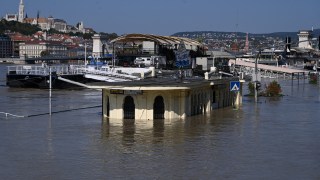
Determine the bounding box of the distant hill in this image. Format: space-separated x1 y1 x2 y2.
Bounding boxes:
172 29 320 40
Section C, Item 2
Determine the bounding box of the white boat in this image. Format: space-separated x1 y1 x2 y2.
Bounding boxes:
82 66 155 82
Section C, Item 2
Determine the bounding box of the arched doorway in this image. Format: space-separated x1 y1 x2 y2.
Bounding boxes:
153 96 165 119
123 96 135 119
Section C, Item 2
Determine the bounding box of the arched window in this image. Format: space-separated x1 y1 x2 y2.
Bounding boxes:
153 96 165 119
123 96 135 119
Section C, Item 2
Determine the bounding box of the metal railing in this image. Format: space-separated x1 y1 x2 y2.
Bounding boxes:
7 65 85 75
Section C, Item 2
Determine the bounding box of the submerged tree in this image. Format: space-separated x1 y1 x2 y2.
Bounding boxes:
247 81 255 96
309 74 318 84
247 80 282 97
264 80 282 97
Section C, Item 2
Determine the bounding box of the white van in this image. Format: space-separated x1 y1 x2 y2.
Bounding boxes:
134 56 166 68
134 57 152 66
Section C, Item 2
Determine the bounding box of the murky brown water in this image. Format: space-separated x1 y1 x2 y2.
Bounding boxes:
1 64 320 179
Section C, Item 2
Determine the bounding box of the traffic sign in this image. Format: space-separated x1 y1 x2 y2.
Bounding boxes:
230 81 240 92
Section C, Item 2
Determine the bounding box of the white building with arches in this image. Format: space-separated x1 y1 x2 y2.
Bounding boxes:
91 77 242 124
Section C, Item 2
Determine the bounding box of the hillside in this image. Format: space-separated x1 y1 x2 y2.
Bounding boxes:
0 19 41 35
172 29 320 40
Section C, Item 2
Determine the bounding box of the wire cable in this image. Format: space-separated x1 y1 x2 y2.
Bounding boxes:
0 105 101 119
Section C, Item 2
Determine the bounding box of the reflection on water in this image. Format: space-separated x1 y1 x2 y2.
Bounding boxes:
153 119 165 143
1 64 320 179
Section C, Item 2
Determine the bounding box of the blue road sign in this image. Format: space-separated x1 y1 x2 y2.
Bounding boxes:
230 81 240 92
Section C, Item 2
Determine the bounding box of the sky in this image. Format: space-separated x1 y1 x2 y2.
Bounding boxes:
1 0 320 36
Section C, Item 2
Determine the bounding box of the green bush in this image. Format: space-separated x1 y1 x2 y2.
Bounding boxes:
309 74 318 84
248 81 255 96
264 80 282 97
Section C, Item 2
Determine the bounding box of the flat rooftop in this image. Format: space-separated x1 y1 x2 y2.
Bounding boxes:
86 76 238 90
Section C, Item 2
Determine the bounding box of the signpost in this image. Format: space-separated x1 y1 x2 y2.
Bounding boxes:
230 81 240 92
230 81 241 109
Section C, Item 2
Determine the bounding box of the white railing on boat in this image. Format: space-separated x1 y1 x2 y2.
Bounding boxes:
7 65 85 75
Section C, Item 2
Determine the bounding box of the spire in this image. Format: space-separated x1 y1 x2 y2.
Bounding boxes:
36 10 40 25
18 0 25 22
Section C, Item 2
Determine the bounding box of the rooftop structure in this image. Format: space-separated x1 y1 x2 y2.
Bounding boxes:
92 34 110 58
111 33 203 51
298 30 312 49
18 0 24 23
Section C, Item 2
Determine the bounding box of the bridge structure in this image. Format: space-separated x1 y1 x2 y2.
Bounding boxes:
229 59 310 80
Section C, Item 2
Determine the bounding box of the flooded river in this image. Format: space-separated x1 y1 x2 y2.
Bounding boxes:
0 64 319 179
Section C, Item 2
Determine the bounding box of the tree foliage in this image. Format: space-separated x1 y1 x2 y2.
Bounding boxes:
247 80 282 97
99 32 118 40
0 19 41 35
248 81 255 96
83 33 94 40
264 80 282 97
40 50 50 57
309 74 318 84
0 19 119 41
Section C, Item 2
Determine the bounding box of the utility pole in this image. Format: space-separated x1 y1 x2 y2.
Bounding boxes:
84 42 87 65
254 50 260 103
49 66 52 116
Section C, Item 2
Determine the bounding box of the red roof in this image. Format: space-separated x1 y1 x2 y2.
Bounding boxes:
7 32 32 42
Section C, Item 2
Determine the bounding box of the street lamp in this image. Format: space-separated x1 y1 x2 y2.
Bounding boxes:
84 42 87 66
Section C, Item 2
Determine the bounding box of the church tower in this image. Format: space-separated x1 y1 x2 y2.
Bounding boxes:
18 0 25 22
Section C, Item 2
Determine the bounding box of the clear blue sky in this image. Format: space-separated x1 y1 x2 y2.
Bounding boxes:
1 0 319 35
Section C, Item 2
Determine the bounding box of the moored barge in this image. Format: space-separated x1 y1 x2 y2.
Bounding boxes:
6 65 90 89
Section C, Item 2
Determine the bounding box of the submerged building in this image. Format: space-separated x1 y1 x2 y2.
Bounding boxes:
59 33 243 123
76 73 242 122
99 77 241 122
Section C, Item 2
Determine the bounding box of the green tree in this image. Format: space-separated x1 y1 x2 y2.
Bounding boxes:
248 82 255 96
83 33 93 40
309 74 318 84
40 50 50 57
0 19 41 35
265 80 282 97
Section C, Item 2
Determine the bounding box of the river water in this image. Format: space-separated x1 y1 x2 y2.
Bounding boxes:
0 64 319 179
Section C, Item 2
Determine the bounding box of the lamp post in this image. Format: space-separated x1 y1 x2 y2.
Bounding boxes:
84 42 87 66
49 66 52 116
254 50 261 103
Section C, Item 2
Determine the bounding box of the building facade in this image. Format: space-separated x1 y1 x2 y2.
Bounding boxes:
19 41 67 58
99 77 241 122
92 34 110 58
24 17 67 33
298 30 312 49
0 35 13 58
